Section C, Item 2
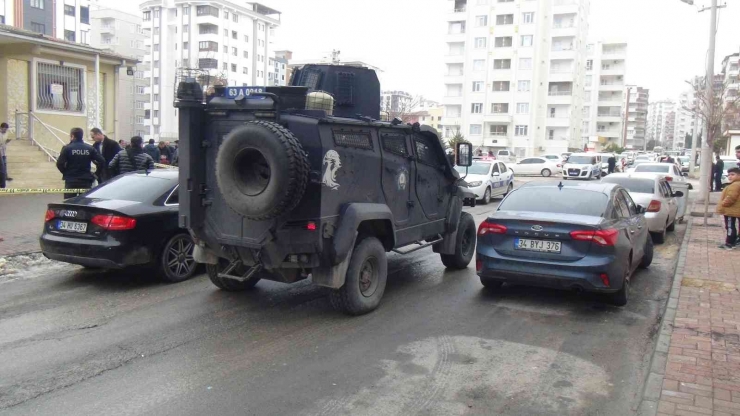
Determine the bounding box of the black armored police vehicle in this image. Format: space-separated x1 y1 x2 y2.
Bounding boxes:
175 64 476 315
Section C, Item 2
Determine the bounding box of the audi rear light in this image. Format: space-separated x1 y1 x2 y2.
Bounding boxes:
478 221 507 236
45 209 55 222
91 214 137 230
647 200 662 212
306 221 317 231
570 229 619 246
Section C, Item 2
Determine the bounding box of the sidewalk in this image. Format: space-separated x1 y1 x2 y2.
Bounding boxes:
0 194 61 256
651 192 740 416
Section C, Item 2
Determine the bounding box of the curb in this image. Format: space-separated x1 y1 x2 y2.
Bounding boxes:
635 210 694 416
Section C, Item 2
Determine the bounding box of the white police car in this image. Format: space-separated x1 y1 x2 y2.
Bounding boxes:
563 153 602 180
455 159 514 204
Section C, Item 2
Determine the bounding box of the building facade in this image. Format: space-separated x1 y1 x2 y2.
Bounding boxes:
381 90 414 116
443 0 590 157
647 100 676 149
624 86 649 150
139 0 280 141
674 88 696 150
0 0 91 44
90 8 150 141
581 41 627 151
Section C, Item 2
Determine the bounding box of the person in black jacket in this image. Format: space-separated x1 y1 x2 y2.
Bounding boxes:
108 136 155 177
57 128 105 199
90 127 121 183
715 154 725 192
144 139 160 161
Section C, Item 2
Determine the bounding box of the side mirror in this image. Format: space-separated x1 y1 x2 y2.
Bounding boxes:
673 191 684 198
456 142 473 167
493 172 500 176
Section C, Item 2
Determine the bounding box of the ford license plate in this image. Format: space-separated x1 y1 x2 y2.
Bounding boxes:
515 238 561 253
58 220 87 233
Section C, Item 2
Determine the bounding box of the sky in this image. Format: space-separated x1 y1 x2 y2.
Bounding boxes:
98 0 740 102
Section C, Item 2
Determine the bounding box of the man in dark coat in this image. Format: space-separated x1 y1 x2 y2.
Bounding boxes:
108 136 155 177
607 154 617 174
157 141 173 164
144 139 160 161
90 127 121 183
57 128 105 199
715 154 725 192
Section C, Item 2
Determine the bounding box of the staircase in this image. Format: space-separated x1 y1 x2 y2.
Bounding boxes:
5 140 64 189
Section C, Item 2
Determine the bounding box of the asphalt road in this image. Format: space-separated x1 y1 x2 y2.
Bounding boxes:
0 176 686 416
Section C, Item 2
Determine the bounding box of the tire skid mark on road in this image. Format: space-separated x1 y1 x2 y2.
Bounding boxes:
407 335 455 413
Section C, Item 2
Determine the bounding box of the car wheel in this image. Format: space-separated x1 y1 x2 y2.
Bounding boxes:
667 218 676 232
639 236 654 269
329 236 388 316
207 258 262 291
480 276 504 290
441 212 476 269
541 168 551 177
481 187 491 205
504 182 513 196
609 267 630 306
160 233 198 283
652 227 666 244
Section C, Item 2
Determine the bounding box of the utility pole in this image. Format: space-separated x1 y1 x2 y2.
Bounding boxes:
623 87 632 148
688 95 699 178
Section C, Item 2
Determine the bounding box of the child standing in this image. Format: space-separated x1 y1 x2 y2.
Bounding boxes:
717 167 740 249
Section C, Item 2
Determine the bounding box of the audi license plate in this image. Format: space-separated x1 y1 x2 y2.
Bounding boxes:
515 238 561 253
57 220 87 233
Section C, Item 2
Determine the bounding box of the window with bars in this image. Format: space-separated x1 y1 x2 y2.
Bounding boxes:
36 62 85 113
492 81 510 92
199 58 218 69
415 139 440 165
381 134 408 156
333 131 373 150
30 0 44 9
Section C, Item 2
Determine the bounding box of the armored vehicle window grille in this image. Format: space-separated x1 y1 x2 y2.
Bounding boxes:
415 140 439 167
299 69 322 90
333 131 373 150
334 72 354 106
381 134 408 156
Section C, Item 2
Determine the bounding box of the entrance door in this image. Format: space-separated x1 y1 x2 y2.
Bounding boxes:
379 132 413 225
413 133 447 219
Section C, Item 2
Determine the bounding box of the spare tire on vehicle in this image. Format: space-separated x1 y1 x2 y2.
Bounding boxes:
215 121 309 220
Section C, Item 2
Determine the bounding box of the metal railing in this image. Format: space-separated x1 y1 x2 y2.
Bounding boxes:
548 90 573 96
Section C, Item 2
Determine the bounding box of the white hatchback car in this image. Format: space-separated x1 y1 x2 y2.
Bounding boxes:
510 157 562 177
601 173 681 244
562 153 602 180
456 160 514 204
631 163 690 221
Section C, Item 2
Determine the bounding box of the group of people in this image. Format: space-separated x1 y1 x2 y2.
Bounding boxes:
56 127 175 198
716 145 740 249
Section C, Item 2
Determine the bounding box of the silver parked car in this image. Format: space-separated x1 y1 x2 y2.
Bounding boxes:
601 173 682 244
631 163 690 221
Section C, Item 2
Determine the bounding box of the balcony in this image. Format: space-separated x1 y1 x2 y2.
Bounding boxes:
600 67 625 76
548 69 573 82
553 0 579 14
144 86 151 94
597 114 622 123
144 102 151 110
551 23 577 37
153 85 160 94
196 13 220 27
484 114 513 123
144 119 152 126
596 129 622 138
153 117 160 126
547 90 573 104
448 0 467 20
100 24 116 34
602 49 627 60
599 82 624 91
484 137 509 148
444 53 465 64
153 101 160 110
550 48 575 60
443 95 463 105
546 116 571 127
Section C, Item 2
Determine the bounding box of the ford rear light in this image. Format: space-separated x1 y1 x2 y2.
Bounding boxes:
45 209 55 222
570 229 619 246
478 221 507 236
91 214 137 230
647 200 662 212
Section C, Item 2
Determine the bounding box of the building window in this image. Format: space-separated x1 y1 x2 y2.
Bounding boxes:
198 58 218 69
492 81 510 92
231 64 237 72
518 80 530 92
243 51 249 58
64 5 75 16
196 5 219 17
522 12 534 24
519 58 532 70
30 22 46 34
493 59 511 69
494 37 513 48
36 61 84 113
143 11 150 21
244 35 249 42
521 35 533 47
183 6 190 15
491 103 508 114
64 30 75 42
153 60 160 68
516 103 529 114
153 77 159 85
473 59 485 71
490 125 507 136
223 45 227 53
154 44 160 52
474 37 486 48
233 14 239 23
30 0 44 9
154 27 160 35
470 124 482 135
515 125 528 136
135 101 144 109
243 67 248 74
183 25 189 33
475 15 488 26
183 42 189 50
586 60 593 70
153 9 160 18
224 11 229 19
232 47 238 56
496 14 513 25
471 103 483 114
223 62 227 71
472 81 483 92
223 29 228 37
0 16 5 24
199 25 218 35
136 85 146 95
232 30 237 39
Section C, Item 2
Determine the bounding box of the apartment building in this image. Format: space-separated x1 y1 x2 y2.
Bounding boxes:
139 0 280 140
381 90 414 116
0 0 91 43
90 8 150 141
646 100 676 148
443 0 590 157
674 88 696 149
581 41 627 151
624 86 649 150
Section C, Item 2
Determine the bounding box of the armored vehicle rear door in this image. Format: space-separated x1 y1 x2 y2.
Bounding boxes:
379 132 413 225
412 133 447 220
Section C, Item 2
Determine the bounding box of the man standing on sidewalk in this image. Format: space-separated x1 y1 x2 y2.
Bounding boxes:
716 167 740 249
57 128 105 199
714 154 725 192
108 136 155 176
90 128 121 183
0 122 11 188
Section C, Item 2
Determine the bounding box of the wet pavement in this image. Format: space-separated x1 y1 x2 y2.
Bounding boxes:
0 177 686 415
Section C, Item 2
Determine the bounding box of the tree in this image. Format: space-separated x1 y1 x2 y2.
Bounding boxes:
646 140 656 151
714 135 729 155
447 131 469 150
603 143 626 154
388 95 422 123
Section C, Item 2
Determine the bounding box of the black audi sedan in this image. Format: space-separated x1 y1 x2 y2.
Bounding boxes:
476 182 653 306
40 170 198 283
